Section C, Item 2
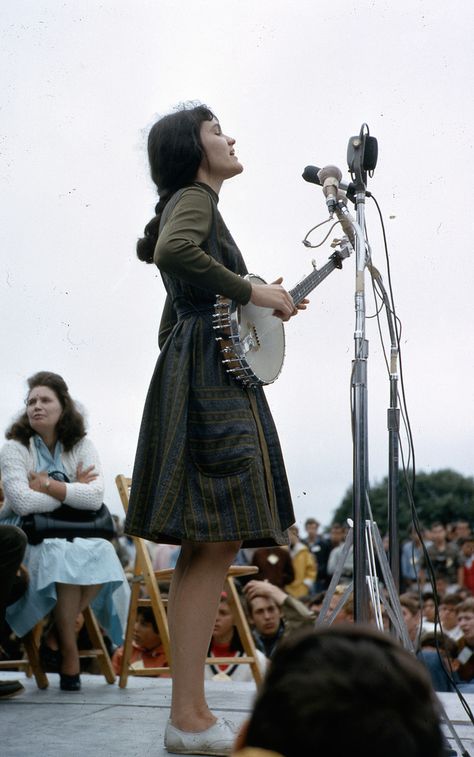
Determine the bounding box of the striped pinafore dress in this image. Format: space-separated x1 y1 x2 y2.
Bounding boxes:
125 183 295 547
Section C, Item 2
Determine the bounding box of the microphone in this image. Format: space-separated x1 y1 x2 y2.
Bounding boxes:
316 165 341 214
302 164 371 198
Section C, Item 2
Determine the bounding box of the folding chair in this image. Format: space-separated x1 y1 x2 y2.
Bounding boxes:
0 621 48 689
0 605 115 688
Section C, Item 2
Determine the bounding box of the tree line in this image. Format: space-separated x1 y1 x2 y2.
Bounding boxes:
332 469 474 536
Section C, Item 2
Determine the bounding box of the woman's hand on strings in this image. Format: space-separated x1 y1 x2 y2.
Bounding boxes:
250 277 309 321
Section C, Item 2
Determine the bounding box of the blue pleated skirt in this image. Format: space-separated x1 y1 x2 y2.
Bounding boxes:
6 536 130 646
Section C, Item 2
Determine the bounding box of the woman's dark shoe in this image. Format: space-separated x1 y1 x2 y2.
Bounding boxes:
39 640 62 673
59 673 81 691
0 680 25 699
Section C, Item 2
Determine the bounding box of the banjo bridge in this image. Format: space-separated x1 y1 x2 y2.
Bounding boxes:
241 323 260 353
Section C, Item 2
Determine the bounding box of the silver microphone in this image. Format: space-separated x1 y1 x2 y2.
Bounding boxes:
302 165 371 198
317 165 342 214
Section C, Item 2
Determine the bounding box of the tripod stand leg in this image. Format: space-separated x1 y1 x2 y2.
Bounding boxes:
316 528 353 626
437 698 469 756
369 522 413 650
368 522 468 755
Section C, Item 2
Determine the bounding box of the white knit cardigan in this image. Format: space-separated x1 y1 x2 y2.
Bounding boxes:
0 436 104 517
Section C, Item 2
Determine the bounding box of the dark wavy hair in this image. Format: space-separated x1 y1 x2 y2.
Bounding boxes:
136 102 215 264
243 624 444 757
6 372 86 452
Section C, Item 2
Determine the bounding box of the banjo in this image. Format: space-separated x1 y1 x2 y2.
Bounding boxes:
213 241 352 387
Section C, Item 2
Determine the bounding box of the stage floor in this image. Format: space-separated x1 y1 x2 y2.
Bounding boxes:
1 671 473 756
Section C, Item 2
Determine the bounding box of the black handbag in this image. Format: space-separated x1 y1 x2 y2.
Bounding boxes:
20 470 116 545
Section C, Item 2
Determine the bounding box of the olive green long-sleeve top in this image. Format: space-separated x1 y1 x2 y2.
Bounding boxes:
155 184 252 347
154 184 252 301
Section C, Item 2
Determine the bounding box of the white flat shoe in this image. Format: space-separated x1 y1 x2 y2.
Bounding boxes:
164 717 239 756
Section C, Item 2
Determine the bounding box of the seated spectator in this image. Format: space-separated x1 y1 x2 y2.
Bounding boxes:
232 625 445 757
453 519 472 548
112 606 169 675
251 546 294 588
0 524 27 699
420 591 438 635
400 592 422 648
325 584 354 624
243 580 314 658
313 522 347 590
421 522 462 590
438 593 464 641
302 517 320 550
0 372 130 691
285 525 317 598
454 597 474 691
418 632 460 693
307 591 326 617
327 529 353 585
205 592 267 682
459 536 474 595
433 568 461 599
302 518 326 591
400 526 424 592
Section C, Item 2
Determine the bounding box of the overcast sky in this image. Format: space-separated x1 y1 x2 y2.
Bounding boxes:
1 0 473 531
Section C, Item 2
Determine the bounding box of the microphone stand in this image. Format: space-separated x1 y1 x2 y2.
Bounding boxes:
374 267 400 592
345 123 383 622
351 186 371 621
310 151 469 755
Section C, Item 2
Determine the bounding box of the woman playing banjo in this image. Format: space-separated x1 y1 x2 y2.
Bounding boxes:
125 102 307 756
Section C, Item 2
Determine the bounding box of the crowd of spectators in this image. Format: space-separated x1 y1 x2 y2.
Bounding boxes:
3 509 474 690
97 512 474 697
1 476 474 755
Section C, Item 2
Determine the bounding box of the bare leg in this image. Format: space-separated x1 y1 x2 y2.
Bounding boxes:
78 584 101 613
167 540 241 732
54 583 101 675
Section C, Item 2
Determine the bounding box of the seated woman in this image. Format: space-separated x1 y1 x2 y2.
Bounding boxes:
205 591 267 682
0 371 130 691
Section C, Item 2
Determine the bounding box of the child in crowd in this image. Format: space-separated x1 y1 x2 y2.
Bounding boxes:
460 536 474 595
111 606 169 675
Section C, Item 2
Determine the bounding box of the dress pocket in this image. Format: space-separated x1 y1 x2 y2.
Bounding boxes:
188 386 257 477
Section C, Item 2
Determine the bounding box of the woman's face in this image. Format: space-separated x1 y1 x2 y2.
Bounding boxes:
26 385 63 436
197 117 243 188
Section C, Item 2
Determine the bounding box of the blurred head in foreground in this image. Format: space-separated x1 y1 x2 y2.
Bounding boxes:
234 624 444 757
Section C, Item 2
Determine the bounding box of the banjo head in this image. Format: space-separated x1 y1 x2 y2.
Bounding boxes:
238 275 285 384
214 273 286 387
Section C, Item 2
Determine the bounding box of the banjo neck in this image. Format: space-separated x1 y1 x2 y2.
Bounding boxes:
289 252 345 306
